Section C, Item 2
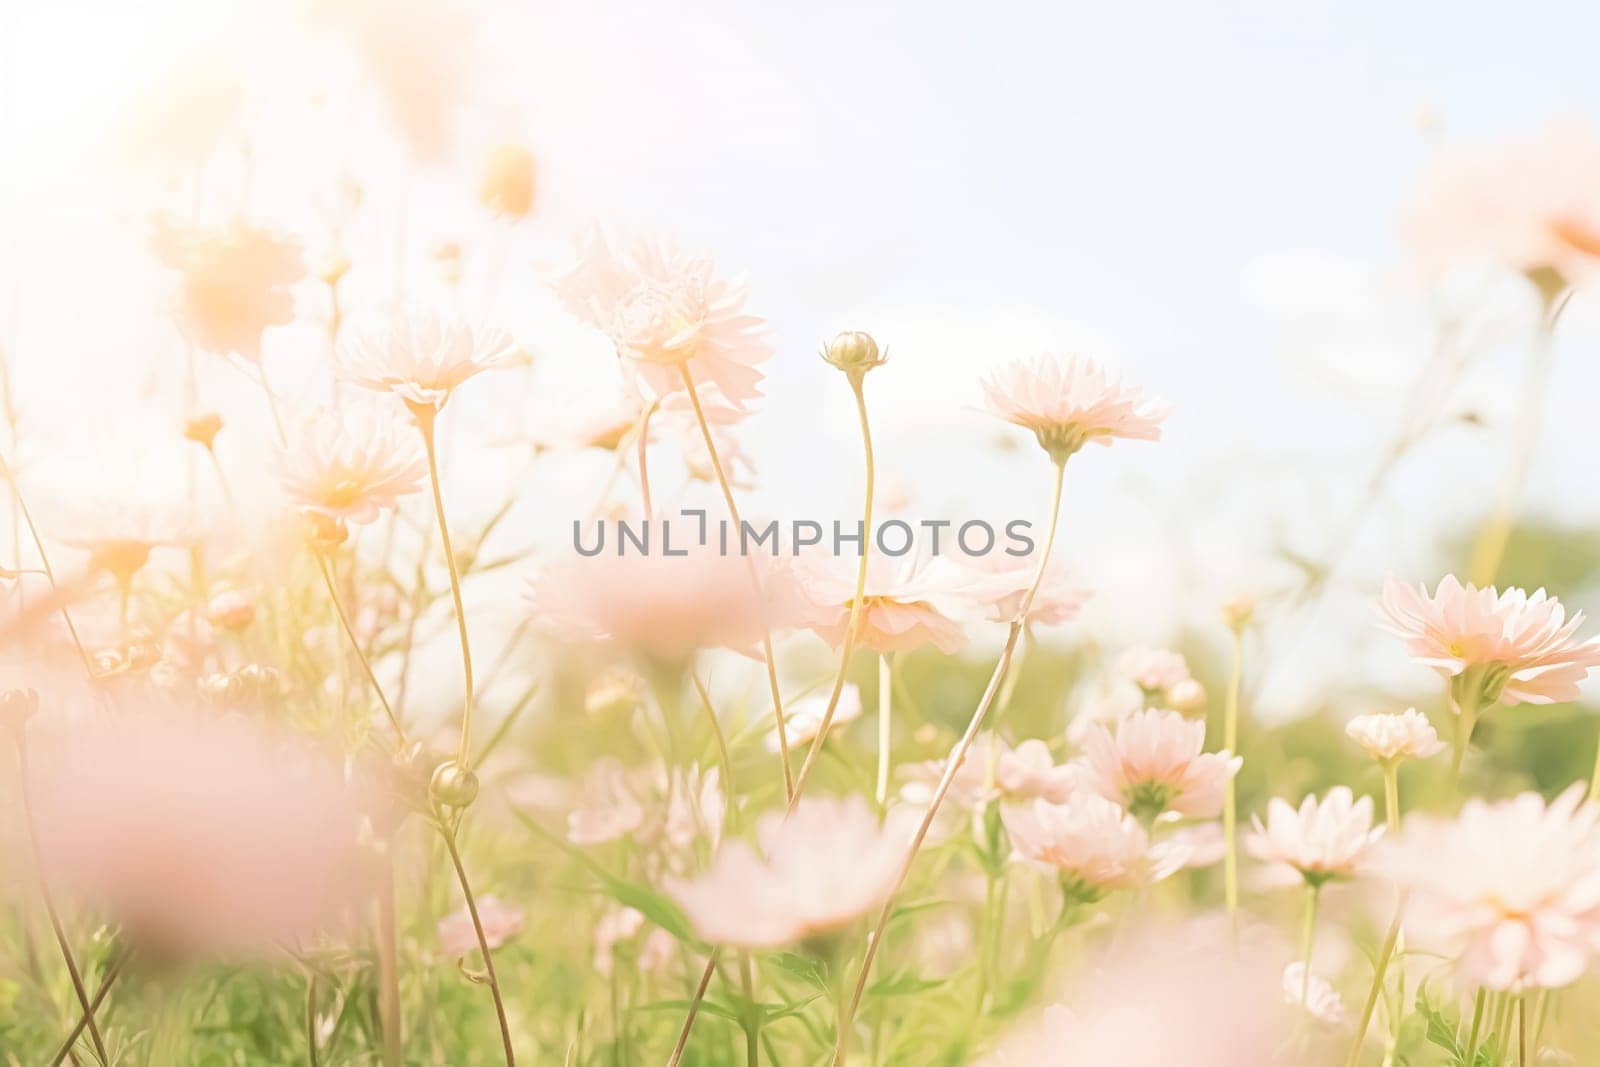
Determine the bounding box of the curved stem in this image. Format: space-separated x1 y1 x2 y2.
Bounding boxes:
1299 883 1321 1007
1464 988 1487 1065
16 738 109 1063
790 376 877 806
417 410 476 768
438 819 516 1066
635 400 657 522
833 459 1067 1064
674 364 792 799
49 948 127 1067
314 552 407 746
875 653 892 807
666 954 717 1067
1344 894 1408 1067
1222 626 1243 928
691 674 738 829
305 970 321 1067
1 451 93 679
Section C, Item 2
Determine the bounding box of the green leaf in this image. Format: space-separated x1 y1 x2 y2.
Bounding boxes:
867 970 945 998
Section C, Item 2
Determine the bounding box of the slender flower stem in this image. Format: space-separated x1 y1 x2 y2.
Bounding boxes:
1450 686 1484 785
1300 883 1321 1007
1587 728 1600 803
691 675 738 827
376 845 403 1067
635 400 657 521
875 653 892 807
1464 988 1487 1065
790 375 877 806
0 451 93 679
1222 626 1244 927
739 953 761 1067
305 970 321 1067
415 408 477 768
49 948 127 1067
314 552 407 745
15 738 109 1063
1519 994 1527 1067
438 818 516 1066
674 364 793 798
1344 895 1408 1067
834 458 1067 1065
1379 761 1407 1054
667 369 879 1063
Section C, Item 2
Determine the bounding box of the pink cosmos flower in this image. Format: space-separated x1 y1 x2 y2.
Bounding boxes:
795 554 966 654
1114 646 1194 694
665 795 911 947
566 758 647 845
340 306 515 411
1402 119 1600 288
557 228 773 412
278 409 427 530
152 218 305 360
1344 708 1445 764
981 354 1170 462
1079 708 1240 820
768 683 863 752
1382 786 1600 991
532 547 779 663
961 550 1089 627
992 738 1080 803
30 709 371 959
437 896 525 958
1002 793 1149 897
1283 964 1347 1028
1247 787 1383 887
1379 574 1600 706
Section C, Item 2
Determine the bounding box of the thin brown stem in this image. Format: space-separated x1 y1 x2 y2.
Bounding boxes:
314 552 407 746
1 451 93 678
834 459 1067 1063
439 820 515 1066
49 948 127 1067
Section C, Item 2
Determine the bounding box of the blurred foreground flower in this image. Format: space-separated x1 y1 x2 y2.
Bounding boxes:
1383 786 1600 991
796 554 966 654
438 896 525 958
31 709 372 959
152 219 305 360
665 795 910 947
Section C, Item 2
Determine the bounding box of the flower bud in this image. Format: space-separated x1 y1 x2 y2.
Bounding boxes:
585 668 646 719
1221 595 1255 635
1167 678 1207 716
430 760 480 810
207 590 256 631
821 330 886 383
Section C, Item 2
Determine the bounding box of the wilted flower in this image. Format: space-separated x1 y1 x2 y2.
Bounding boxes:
1379 574 1600 707
1344 708 1444 765
796 554 966 654
437 896 524 958
1382 786 1600 991
1247 787 1383 887
152 219 305 360
31 709 371 958
981 354 1169 463
340 306 516 412
557 229 773 411
479 143 537 219
665 795 910 947
1002 793 1149 899
1079 709 1240 820
278 409 426 535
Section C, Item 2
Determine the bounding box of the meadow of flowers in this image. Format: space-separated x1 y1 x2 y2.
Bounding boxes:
6 6 1600 1067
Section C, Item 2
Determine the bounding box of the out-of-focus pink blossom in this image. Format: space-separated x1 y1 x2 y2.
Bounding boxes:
558 229 773 412
152 218 305 360
1002 793 1149 896
981 354 1169 462
795 554 966 654
31 709 371 959
665 795 910 947
1247 787 1382 887
437 896 525 959
1382 786 1600 991
1283 963 1347 1028
961 550 1089 627
277 409 426 530
340 306 514 411
769 683 863 752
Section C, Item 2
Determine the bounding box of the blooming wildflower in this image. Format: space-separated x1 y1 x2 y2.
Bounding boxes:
1379 574 1600 707
1079 708 1240 820
566 758 647 845
32 709 370 958
981 354 1169 463
1383 786 1600 991
796 554 966 654
992 738 1080 803
1402 119 1600 291
340 305 515 412
1344 708 1444 765
1002 793 1149 899
1283 963 1347 1027
961 550 1089 627
152 218 305 360
593 906 645 976
278 409 426 535
665 795 910 947
437 896 525 958
1247 787 1382 887
557 229 773 412
769 683 863 752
